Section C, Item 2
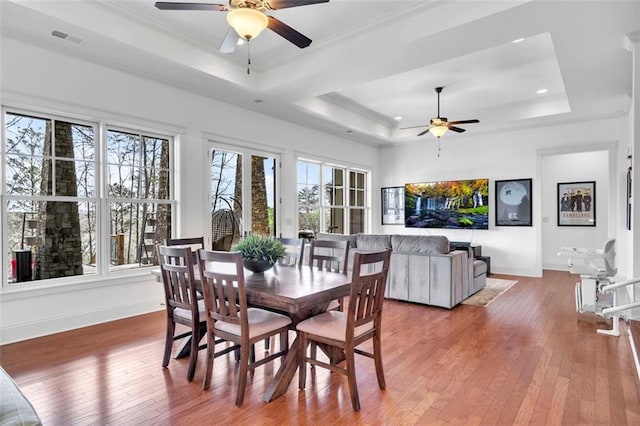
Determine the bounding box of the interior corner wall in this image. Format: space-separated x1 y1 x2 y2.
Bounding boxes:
377 119 625 277
0 36 378 344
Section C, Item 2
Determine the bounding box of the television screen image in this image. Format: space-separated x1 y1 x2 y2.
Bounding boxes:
405 179 489 229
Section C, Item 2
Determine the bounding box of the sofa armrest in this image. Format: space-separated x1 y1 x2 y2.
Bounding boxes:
1 366 42 426
429 250 469 308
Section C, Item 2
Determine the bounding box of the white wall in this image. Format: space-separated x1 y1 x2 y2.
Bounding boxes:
377 119 628 277
541 150 611 270
0 37 378 344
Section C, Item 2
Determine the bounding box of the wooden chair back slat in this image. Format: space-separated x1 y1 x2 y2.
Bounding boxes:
276 237 305 266
165 237 205 265
198 250 248 332
157 245 198 312
348 250 391 332
308 239 350 274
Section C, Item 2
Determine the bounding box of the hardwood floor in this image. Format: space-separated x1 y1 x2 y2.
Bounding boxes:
1 270 639 425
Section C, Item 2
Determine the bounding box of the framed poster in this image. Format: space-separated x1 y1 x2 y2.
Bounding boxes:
381 186 404 225
495 178 532 226
557 181 596 226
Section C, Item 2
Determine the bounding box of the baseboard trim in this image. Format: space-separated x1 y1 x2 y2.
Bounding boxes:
0 301 163 345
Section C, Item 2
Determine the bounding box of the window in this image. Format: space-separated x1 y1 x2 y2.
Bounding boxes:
297 159 369 236
2 110 174 286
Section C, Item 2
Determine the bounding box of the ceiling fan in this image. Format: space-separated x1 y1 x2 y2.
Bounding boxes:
154 0 329 53
406 87 480 139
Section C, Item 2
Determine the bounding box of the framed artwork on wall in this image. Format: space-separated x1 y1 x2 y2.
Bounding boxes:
381 186 404 225
495 178 532 226
404 179 489 229
557 181 596 226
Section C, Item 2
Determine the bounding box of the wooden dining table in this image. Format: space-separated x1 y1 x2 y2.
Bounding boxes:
152 263 351 402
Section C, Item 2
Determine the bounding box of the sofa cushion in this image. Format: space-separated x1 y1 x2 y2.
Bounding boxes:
391 235 450 255
356 233 392 250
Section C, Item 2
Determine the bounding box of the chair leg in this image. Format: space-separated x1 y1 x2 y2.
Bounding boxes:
162 318 175 368
186 323 200 382
310 342 317 368
236 344 251 406
202 332 215 390
279 330 289 353
298 334 308 390
373 332 386 389
345 347 360 411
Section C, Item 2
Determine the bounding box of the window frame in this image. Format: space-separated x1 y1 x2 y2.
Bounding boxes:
1 107 176 289
297 157 371 236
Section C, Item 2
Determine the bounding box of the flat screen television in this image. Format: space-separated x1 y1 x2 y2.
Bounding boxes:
405 179 489 229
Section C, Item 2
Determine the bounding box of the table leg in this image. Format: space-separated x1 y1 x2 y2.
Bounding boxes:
174 323 207 359
263 335 301 402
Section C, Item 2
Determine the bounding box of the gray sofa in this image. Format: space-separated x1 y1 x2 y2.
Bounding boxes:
1 366 42 426
315 233 487 309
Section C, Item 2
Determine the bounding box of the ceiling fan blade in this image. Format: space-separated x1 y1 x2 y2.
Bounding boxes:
448 126 466 133
154 2 227 11
448 119 479 125
266 0 329 10
399 125 427 130
417 129 431 136
219 28 240 53
267 16 312 48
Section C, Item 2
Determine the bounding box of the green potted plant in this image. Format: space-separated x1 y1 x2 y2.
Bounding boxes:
232 235 286 273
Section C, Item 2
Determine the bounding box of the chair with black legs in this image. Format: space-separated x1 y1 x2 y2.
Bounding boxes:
297 249 391 411
198 249 292 406
156 245 206 382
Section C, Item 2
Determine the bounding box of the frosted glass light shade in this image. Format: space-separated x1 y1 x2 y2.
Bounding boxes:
429 125 449 138
227 9 269 40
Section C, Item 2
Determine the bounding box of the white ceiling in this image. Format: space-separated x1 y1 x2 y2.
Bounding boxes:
1 0 639 147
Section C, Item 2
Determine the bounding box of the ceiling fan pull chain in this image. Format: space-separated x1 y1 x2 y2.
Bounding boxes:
437 139 441 158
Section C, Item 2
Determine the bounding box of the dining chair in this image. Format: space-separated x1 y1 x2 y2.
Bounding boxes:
156 244 206 382
164 236 205 265
276 237 305 266
197 249 292 406
308 239 350 311
297 249 391 411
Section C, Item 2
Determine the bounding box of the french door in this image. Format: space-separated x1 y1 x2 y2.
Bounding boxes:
208 143 278 249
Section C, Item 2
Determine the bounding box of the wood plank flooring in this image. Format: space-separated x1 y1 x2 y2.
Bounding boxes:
1 270 639 425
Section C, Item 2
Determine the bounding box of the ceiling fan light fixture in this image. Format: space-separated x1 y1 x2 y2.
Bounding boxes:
227 8 269 41
429 125 449 138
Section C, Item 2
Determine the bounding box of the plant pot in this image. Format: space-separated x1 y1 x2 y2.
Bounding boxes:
243 259 274 273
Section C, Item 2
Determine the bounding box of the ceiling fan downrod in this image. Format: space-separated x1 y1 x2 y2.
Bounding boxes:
435 86 443 117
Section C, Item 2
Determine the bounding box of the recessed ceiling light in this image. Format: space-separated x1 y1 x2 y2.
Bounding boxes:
536 88 548 94
512 38 525 44
394 116 403 121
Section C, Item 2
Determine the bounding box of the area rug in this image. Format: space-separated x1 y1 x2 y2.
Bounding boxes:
462 278 518 307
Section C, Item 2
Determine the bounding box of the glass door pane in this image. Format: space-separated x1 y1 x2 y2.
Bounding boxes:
210 149 242 250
